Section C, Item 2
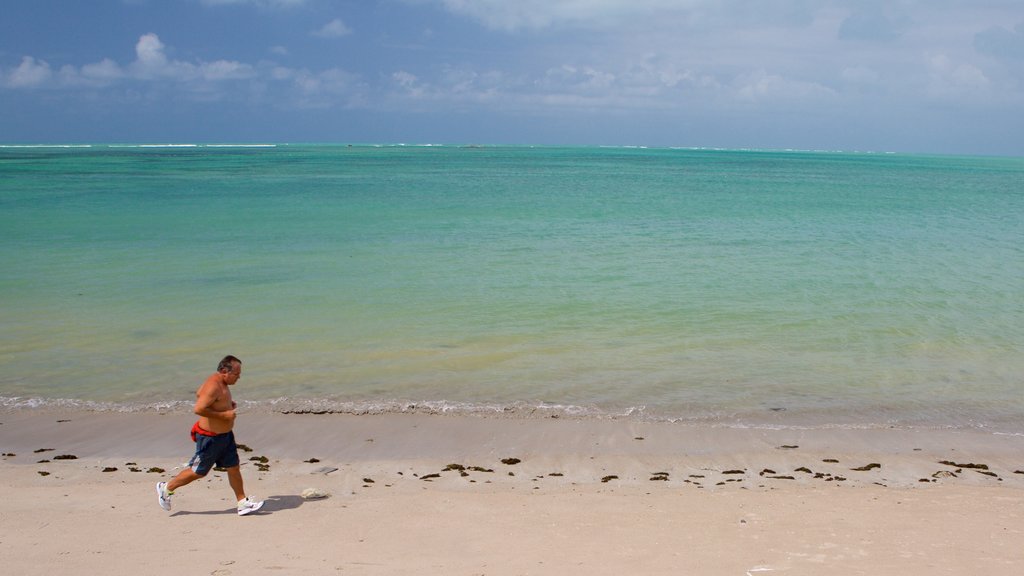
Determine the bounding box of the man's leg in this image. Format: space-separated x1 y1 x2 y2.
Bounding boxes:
157 466 205 511
226 465 246 502
167 468 205 492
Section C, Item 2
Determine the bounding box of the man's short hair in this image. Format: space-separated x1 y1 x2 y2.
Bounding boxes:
217 355 242 373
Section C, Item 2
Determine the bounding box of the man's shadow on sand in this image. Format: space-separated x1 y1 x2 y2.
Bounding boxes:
170 494 305 516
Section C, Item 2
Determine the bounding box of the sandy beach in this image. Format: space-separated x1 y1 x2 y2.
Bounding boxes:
2 408 1022 575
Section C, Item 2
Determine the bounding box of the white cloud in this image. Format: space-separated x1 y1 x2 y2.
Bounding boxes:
542 65 616 92
55 58 126 88
270 65 366 108
271 66 295 81
296 68 358 94
131 33 172 78
6 56 53 88
839 6 911 42
974 22 1024 62
5 1 1020 143
200 59 255 81
428 0 827 32
313 19 353 38
841 65 880 85
200 0 307 7
734 70 835 102
433 0 698 31
81 58 125 83
381 57 721 115
386 67 507 106
927 54 991 98
124 33 256 83
3 33 257 96
392 70 427 98
620 54 720 92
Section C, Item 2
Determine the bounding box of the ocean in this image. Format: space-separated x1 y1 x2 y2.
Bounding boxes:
1 144 1022 431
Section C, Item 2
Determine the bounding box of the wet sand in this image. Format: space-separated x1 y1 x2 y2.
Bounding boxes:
1 408 1023 575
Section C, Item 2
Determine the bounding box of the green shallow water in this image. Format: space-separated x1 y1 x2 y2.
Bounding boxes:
1 145 1022 429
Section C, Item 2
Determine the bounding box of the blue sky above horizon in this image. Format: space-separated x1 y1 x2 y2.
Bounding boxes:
2 0 1023 155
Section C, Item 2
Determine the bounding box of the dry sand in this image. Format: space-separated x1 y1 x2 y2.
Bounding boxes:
2 408 1023 575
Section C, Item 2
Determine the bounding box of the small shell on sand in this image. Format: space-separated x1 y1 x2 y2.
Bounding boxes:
301 487 330 500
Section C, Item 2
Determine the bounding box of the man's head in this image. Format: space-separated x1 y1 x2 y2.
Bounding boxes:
217 355 242 385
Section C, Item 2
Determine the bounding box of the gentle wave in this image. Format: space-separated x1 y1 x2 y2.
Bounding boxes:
0 396 191 413
204 144 277 148
0 395 621 418
2 395 1017 434
0 144 93 148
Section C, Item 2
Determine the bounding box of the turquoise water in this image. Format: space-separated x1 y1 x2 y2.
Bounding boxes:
2 144 1022 430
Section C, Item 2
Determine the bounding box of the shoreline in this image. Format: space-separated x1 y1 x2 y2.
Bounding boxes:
5 396 1024 436
3 408 1023 489
3 408 1023 574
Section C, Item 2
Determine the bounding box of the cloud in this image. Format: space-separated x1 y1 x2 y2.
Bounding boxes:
124 33 257 82
55 58 126 88
200 59 256 81
266 65 366 108
0 32 375 111
426 0 822 32
839 6 910 42
131 33 172 78
5 1 1021 150
5 56 53 88
313 19 353 38
382 56 724 116
974 22 1024 62
542 65 616 92
841 65 880 85
734 70 836 102
392 71 428 99
3 33 258 95
199 0 307 7
430 0 706 31
386 67 520 109
81 58 125 83
927 53 991 99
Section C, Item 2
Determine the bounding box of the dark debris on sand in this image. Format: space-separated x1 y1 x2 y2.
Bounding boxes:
851 463 881 471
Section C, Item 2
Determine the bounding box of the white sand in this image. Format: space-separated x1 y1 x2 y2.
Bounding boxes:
1 409 1022 575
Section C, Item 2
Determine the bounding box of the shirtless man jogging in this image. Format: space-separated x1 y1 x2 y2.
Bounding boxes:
156 355 264 516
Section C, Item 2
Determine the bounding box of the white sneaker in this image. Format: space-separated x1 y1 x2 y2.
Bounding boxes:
156 482 172 511
237 496 264 516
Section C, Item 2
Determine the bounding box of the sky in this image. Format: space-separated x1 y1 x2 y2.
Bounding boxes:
2 0 1023 155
